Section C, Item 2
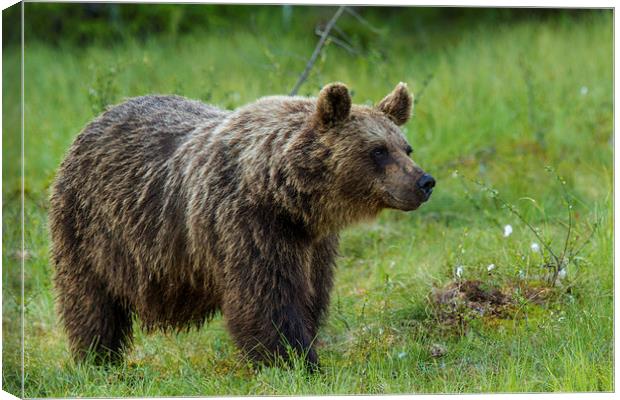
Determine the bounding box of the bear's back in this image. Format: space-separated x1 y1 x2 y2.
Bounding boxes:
60 95 226 182
73 95 228 151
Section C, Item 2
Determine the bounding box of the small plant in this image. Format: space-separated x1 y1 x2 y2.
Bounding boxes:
457 167 599 288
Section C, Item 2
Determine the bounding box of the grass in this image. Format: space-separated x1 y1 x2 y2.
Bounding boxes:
2 8 613 396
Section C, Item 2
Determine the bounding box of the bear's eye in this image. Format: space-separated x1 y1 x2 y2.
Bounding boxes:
371 147 388 160
405 145 413 156
370 147 389 167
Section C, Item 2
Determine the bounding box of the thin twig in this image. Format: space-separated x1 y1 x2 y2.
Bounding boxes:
314 25 359 55
331 25 355 48
505 202 562 270
344 7 383 34
314 27 358 55
558 199 572 280
464 174 562 270
557 177 573 264
569 218 600 260
290 6 346 96
458 176 502 229
546 168 573 284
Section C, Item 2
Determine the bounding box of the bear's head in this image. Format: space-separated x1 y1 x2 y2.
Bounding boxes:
310 82 435 224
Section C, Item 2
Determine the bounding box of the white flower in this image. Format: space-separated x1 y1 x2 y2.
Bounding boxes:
398 352 407 359
580 86 588 95
503 225 513 237
455 266 464 278
558 269 567 279
487 263 496 272
530 242 540 252
451 170 459 178
518 270 525 279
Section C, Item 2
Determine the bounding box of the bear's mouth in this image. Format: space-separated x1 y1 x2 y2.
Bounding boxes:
384 191 423 211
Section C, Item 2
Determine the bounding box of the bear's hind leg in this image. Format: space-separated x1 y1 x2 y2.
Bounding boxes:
55 267 133 363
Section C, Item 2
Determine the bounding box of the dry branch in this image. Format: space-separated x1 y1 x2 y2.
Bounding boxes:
290 6 346 96
344 7 383 34
314 26 358 55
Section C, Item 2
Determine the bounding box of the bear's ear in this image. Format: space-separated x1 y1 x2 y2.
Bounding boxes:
315 82 352 128
377 82 413 126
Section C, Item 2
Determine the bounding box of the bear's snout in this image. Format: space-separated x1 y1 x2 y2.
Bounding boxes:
416 173 435 201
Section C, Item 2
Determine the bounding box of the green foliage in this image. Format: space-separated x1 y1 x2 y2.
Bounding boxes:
2 7 612 397
8 4 605 49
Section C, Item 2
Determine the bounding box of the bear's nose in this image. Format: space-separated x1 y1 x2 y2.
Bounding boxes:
416 173 435 200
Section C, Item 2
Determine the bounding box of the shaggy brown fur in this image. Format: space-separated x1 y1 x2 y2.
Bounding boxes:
49 82 434 368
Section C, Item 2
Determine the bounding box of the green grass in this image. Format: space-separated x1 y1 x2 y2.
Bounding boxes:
3 9 613 396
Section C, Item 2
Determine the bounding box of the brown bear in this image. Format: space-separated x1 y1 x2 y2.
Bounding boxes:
49 82 435 369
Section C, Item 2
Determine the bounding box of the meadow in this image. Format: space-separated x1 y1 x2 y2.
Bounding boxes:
2 7 613 396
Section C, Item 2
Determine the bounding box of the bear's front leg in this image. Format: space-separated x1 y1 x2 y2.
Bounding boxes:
220 235 318 370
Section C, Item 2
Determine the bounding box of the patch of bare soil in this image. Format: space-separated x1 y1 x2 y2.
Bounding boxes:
430 279 554 332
